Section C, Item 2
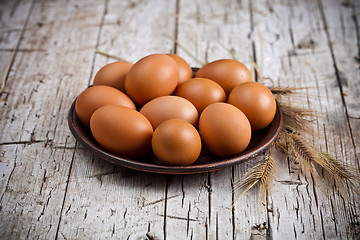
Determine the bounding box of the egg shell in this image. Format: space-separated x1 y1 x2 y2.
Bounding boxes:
228 82 276 131
93 61 133 92
166 54 192 84
199 102 251 157
140 95 198 129
75 85 136 128
195 59 252 95
125 54 179 106
152 119 202 166
90 105 153 159
174 77 227 114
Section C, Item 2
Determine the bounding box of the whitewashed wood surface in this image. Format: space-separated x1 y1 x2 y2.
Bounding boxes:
0 0 359 239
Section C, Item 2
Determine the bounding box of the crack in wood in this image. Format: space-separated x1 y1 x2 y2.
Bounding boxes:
0 48 47 52
83 209 87 220
205 218 208 240
277 180 305 186
276 208 280 231
109 208 116 218
122 208 128 229
293 223 297 239
37 203 46 222
231 166 235 240
0 140 47 146
65 204 71 215
163 175 169 240
0 146 18 203
112 223 115 236
181 176 185 208
186 202 191 236
319 209 326 240
310 174 319 208
207 173 211 226
216 212 219 240
39 169 47 195
329 197 338 235
25 225 32 239
54 141 77 239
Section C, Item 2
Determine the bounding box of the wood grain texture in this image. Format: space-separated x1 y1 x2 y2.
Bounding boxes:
0 0 33 91
253 0 359 239
175 1 268 239
0 0 105 238
56 0 176 239
0 0 358 239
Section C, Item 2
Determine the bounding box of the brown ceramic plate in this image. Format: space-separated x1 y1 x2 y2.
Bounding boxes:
68 100 282 174
68 68 283 174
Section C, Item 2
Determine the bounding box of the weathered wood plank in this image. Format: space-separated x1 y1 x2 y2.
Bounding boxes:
0 0 105 238
320 0 360 119
320 0 360 237
320 0 360 163
1 0 103 146
172 0 269 239
56 0 177 239
253 0 359 239
92 0 179 76
0 143 75 238
0 0 33 96
57 149 167 239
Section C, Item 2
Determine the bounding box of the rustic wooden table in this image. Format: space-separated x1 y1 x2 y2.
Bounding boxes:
1 0 359 239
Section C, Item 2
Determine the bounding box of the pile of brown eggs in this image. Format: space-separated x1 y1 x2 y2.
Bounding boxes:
75 53 276 166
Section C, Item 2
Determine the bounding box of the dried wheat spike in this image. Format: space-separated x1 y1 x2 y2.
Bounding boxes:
233 152 275 204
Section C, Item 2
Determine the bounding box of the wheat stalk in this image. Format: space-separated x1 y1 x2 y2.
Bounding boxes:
165 33 205 66
277 129 359 195
279 103 316 133
269 86 308 96
233 151 275 204
96 50 127 61
217 41 239 61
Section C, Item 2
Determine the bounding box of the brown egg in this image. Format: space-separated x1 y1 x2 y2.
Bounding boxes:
152 119 202 166
228 82 276 131
195 59 252 95
174 77 226 114
166 54 193 84
125 54 179 106
199 103 251 157
93 61 133 92
139 96 198 129
90 105 153 158
75 85 136 128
